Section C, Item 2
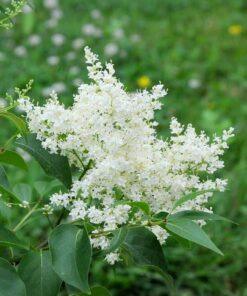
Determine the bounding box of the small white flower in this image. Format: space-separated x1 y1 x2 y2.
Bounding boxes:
22 4 32 14
188 78 201 89
105 252 120 265
104 43 119 57
28 34 41 46
130 34 141 43
42 82 66 96
47 56 59 66
51 34 65 46
45 18 58 28
73 78 83 86
43 0 58 9
51 9 63 20
91 9 102 20
82 24 102 37
150 225 169 244
113 28 124 39
14 46 27 57
72 38 85 50
65 51 76 61
69 66 80 75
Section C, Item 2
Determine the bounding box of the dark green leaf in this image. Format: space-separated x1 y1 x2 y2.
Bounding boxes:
90 286 111 296
49 224 92 293
108 226 128 253
0 166 9 188
127 201 150 215
0 111 27 134
168 210 235 223
16 134 72 188
152 211 169 220
0 149 27 171
34 180 63 197
172 190 215 211
18 250 62 296
0 225 29 250
0 257 26 296
123 226 166 271
69 285 112 296
13 183 32 203
166 218 223 255
0 200 11 222
0 166 21 203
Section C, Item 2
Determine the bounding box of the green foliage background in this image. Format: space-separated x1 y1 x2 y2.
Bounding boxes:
0 0 246 295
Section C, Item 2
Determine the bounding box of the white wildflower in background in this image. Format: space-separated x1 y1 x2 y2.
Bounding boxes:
90 9 102 20
72 38 85 50
51 8 63 20
44 0 62 28
69 66 80 75
72 78 83 86
188 78 201 89
28 34 41 46
82 24 102 38
47 55 59 66
65 51 76 61
104 43 119 57
51 33 65 46
43 0 58 9
22 4 32 14
130 34 141 43
19 47 234 262
42 82 66 96
113 28 124 39
14 46 27 57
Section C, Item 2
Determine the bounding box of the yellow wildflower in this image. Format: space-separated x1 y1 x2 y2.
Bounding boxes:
137 75 151 88
228 24 242 35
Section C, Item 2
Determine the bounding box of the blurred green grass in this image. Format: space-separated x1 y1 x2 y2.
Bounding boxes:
0 0 246 295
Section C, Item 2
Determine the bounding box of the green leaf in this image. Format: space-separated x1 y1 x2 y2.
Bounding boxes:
0 149 27 171
172 190 215 211
83 286 111 296
0 166 21 203
0 200 11 222
0 166 9 188
127 201 150 215
0 111 27 134
166 218 223 255
21 11 34 35
0 225 29 250
49 224 92 293
13 183 32 203
152 211 169 220
34 180 63 197
16 134 72 188
108 226 128 253
123 227 174 289
90 286 111 296
0 257 26 296
168 210 235 223
69 285 112 296
123 226 166 271
18 250 62 296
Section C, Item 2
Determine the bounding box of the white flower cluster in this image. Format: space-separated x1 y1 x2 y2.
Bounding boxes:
18 48 234 264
